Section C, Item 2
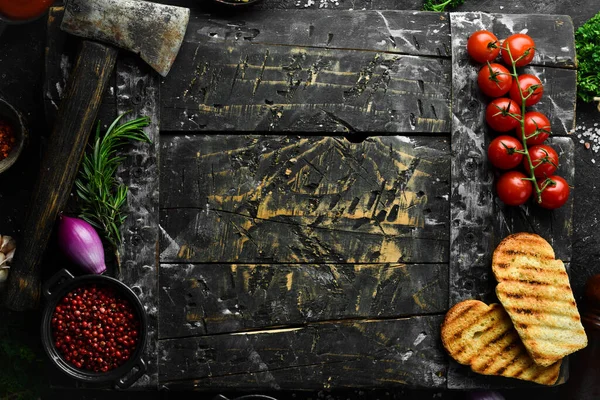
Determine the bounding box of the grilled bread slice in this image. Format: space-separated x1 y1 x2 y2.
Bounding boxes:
492 233 587 367
441 300 561 385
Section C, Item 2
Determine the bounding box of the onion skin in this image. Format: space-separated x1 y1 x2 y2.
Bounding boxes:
466 391 505 400
58 215 106 274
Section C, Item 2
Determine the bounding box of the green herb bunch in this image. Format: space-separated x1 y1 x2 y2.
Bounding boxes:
423 0 464 12
75 113 151 249
575 11 600 102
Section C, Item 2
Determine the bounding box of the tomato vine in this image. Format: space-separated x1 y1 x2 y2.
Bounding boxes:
467 30 570 209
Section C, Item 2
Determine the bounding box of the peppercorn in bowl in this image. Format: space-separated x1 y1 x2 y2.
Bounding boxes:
41 269 148 389
0 96 26 174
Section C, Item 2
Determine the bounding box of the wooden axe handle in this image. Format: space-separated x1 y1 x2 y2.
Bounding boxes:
4 41 118 310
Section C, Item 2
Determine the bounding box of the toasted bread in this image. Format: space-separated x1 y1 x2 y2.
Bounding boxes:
492 232 587 367
441 300 561 385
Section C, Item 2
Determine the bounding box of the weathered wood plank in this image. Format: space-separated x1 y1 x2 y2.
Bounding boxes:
159 262 448 338
159 135 450 264
489 13 576 69
448 13 575 390
165 0 425 12
519 67 576 137
46 11 575 134
162 44 451 132
115 56 160 389
158 316 447 389
449 13 576 305
160 134 449 211
495 137 574 261
451 138 575 306
183 11 451 57
452 12 576 69
161 208 448 264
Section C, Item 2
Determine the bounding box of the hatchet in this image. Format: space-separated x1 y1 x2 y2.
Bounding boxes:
4 0 189 310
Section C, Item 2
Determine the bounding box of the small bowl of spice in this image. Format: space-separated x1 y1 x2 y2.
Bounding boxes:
211 0 263 7
0 97 26 174
41 269 147 389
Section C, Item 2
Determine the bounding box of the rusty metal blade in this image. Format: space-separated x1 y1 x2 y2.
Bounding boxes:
61 0 190 77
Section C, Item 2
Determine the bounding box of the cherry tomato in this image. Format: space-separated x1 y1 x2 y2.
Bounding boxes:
501 34 536 67
537 175 570 209
485 98 521 132
497 171 532 206
467 30 501 63
523 111 551 145
477 63 513 97
509 74 543 106
524 144 559 178
487 135 524 169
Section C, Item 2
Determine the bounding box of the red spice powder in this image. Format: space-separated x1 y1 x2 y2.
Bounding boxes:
0 119 16 161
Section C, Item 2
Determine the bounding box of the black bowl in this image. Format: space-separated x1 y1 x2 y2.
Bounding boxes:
0 96 27 174
41 269 147 389
211 0 263 7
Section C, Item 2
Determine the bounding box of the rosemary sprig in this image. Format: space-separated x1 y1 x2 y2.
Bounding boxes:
75 113 151 249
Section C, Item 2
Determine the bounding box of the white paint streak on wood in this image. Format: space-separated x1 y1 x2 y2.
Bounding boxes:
160 225 181 259
449 13 496 305
231 327 303 335
547 94 570 135
116 58 160 388
413 332 427 346
399 350 413 361
376 11 415 49
495 13 517 37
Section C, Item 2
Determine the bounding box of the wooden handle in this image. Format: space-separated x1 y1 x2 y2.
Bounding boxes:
3 41 118 310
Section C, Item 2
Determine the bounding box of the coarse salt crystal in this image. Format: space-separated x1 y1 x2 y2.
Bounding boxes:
593 159 596 164
580 139 585 144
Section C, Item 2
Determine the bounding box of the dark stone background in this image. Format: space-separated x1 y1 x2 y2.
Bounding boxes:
0 1 598 399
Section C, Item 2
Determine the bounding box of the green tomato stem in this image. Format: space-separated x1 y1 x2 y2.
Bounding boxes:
505 44 543 203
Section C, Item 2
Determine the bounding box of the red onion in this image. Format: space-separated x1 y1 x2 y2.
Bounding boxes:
58 215 106 274
467 391 505 400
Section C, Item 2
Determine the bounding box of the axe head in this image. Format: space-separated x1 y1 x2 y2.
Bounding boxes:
61 0 190 77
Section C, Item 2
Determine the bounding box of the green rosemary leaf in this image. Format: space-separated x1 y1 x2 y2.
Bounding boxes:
76 113 151 249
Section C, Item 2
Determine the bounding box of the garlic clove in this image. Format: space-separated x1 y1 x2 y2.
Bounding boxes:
0 268 8 283
1 235 16 253
5 248 14 264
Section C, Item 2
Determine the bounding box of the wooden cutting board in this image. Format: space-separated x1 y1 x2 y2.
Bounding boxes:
44 9 575 390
